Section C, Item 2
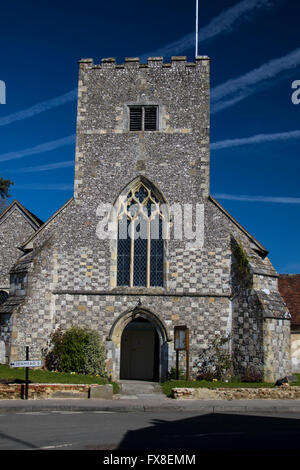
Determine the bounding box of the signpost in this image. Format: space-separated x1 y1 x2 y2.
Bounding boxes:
174 326 190 381
10 347 41 400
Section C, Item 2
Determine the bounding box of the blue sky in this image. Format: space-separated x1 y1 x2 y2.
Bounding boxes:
0 0 299 273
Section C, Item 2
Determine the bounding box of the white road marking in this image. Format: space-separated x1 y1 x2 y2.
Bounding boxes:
30 443 74 450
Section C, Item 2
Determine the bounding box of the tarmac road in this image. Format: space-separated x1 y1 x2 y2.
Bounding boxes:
0 408 300 452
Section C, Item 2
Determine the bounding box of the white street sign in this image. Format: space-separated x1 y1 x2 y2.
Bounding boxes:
10 360 42 368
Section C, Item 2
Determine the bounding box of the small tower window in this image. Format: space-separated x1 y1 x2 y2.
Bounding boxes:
129 106 158 131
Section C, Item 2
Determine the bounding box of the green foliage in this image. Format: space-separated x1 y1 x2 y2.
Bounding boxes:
45 326 107 376
82 333 107 376
167 367 185 380
0 176 13 200
0 364 107 385
0 364 119 393
232 239 252 289
193 334 233 381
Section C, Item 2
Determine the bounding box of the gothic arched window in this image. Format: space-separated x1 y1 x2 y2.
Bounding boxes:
117 181 164 287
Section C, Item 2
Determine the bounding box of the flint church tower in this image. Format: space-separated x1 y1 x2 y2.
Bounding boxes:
0 56 291 382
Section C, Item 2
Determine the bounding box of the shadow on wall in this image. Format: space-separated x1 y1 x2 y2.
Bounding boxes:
0 291 8 304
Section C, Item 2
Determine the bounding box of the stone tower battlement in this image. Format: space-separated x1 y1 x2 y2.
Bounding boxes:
78 56 210 70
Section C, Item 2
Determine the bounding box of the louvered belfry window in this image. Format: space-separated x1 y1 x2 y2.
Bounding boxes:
129 106 158 131
117 181 164 287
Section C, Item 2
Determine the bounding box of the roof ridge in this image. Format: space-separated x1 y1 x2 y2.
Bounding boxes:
209 195 268 255
0 199 43 228
20 197 74 249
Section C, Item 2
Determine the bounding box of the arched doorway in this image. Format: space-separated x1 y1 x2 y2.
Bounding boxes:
107 306 170 382
120 317 160 381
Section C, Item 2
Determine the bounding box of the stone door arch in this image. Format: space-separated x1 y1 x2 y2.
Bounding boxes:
107 306 170 382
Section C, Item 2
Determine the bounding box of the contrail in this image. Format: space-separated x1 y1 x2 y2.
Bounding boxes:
141 0 276 60
5 160 75 173
0 134 76 162
3 125 298 165
213 193 300 204
211 129 300 150
0 88 77 127
211 46 300 113
15 183 74 191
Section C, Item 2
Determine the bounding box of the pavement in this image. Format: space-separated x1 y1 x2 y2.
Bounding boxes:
1 380 300 414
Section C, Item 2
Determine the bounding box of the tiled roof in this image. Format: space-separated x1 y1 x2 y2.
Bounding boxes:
278 274 300 325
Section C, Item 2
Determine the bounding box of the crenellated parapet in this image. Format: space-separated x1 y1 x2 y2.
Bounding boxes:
78 55 210 71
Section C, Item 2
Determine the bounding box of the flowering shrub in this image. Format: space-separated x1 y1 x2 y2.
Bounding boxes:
193 334 233 381
44 326 106 376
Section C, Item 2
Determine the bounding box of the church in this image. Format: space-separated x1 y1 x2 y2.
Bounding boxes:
0 55 291 382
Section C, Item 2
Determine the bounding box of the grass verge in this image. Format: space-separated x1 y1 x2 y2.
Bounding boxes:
0 364 120 394
161 374 300 397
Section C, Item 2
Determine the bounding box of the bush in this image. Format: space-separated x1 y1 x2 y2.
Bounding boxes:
45 326 106 376
196 371 217 382
240 365 263 383
193 334 233 381
167 367 185 380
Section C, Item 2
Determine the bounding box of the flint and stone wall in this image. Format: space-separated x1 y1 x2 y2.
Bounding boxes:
0 206 37 289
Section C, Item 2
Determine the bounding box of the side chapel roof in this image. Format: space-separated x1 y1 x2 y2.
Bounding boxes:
0 199 43 230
